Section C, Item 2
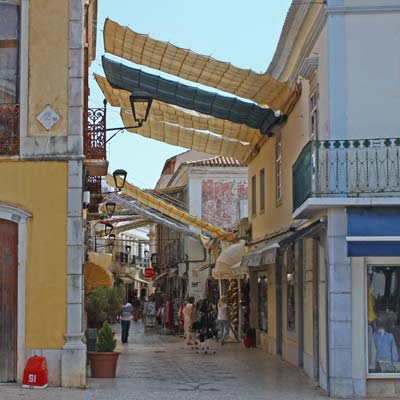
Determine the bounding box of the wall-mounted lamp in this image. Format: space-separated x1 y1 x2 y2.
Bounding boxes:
130 91 153 127
104 223 114 236
113 169 127 191
105 201 116 217
105 92 153 142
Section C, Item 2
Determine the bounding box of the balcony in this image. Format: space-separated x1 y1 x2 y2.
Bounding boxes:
84 100 108 176
293 138 400 216
0 104 19 156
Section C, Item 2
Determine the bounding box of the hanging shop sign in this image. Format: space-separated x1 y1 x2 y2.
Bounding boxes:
144 267 155 279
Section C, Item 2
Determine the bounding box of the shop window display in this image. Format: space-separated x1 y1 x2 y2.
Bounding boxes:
368 265 400 374
257 274 268 332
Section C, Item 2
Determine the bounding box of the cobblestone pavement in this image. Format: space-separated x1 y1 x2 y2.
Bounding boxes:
0 322 327 400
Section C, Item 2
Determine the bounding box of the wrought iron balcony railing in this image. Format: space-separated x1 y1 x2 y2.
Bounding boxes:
293 138 400 211
84 100 106 160
0 104 19 156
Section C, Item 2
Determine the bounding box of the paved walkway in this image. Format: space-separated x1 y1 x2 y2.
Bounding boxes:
1 322 327 400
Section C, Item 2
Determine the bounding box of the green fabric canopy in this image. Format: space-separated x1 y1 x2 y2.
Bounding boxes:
102 57 285 135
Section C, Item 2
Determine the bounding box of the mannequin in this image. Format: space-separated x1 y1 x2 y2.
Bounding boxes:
373 323 399 363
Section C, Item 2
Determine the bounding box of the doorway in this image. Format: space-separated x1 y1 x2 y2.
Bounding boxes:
0 218 18 382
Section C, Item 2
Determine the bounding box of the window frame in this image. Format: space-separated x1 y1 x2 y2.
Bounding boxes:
259 168 265 213
275 137 282 205
251 174 256 217
309 88 319 140
365 259 400 379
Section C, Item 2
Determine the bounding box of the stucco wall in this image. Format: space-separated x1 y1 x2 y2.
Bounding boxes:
344 11 400 139
28 0 69 136
0 161 68 348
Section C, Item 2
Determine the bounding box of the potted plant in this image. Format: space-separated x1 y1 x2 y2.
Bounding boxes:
88 321 120 378
85 286 123 353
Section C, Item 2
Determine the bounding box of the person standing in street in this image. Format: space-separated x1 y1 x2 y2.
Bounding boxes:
217 296 230 345
120 297 133 343
183 297 196 345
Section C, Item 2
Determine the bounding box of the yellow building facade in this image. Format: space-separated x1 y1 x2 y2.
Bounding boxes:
0 0 94 387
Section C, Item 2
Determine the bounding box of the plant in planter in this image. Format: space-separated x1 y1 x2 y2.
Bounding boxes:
85 286 124 328
85 286 123 353
88 321 120 378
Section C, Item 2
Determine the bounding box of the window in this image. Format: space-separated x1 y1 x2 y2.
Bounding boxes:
286 244 296 331
275 138 282 203
367 265 400 374
0 3 19 104
310 89 318 140
257 273 268 332
259 168 265 212
251 175 256 216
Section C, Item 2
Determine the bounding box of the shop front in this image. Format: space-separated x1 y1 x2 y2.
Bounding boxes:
213 242 249 340
242 242 279 353
347 207 400 397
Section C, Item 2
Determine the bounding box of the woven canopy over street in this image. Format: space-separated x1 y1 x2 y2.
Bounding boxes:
103 18 299 111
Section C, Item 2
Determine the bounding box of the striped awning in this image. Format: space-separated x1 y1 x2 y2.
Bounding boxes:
102 57 285 135
95 74 262 145
106 175 238 242
103 18 299 111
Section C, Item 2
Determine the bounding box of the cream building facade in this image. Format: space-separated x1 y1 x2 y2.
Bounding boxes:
245 1 400 397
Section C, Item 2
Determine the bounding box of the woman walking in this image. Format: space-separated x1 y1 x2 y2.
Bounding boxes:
217 296 230 345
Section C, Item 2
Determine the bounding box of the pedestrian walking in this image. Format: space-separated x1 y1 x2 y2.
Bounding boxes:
183 297 198 345
217 296 230 345
120 297 133 343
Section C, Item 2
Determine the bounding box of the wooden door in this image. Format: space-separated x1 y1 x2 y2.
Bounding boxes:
0 219 18 382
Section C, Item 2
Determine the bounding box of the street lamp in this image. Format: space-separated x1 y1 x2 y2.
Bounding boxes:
113 169 127 191
105 201 116 217
129 91 153 127
105 92 153 142
104 223 113 236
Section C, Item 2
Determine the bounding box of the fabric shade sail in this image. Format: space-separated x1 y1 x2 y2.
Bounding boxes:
103 18 299 111
102 57 284 135
120 111 252 163
95 74 262 145
84 261 113 294
96 219 151 237
106 175 238 242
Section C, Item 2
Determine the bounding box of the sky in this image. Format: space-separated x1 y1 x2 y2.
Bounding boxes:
89 0 292 189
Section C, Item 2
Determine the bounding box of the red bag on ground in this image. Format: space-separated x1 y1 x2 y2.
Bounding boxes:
22 355 48 389
243 337 256 348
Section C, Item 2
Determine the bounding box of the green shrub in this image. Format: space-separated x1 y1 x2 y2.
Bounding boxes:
85 286 124 327
96 321 116 352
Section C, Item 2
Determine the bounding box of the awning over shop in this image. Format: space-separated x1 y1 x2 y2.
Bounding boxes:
96 219 151 236
95 74 262 145
132 276 150 285
102 57 285 135
119 111 252 163
106 175 238 242
84 261 113 294
213 242 246 279
117 275 134 284
347 207 400 256
103 19 299 111
87 251 113 271
152 271 168 282
241 242 279 268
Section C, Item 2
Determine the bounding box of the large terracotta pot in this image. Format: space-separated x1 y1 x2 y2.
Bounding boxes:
88 352 120 378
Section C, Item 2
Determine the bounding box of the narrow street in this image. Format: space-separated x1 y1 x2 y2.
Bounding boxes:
0 322 326 400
